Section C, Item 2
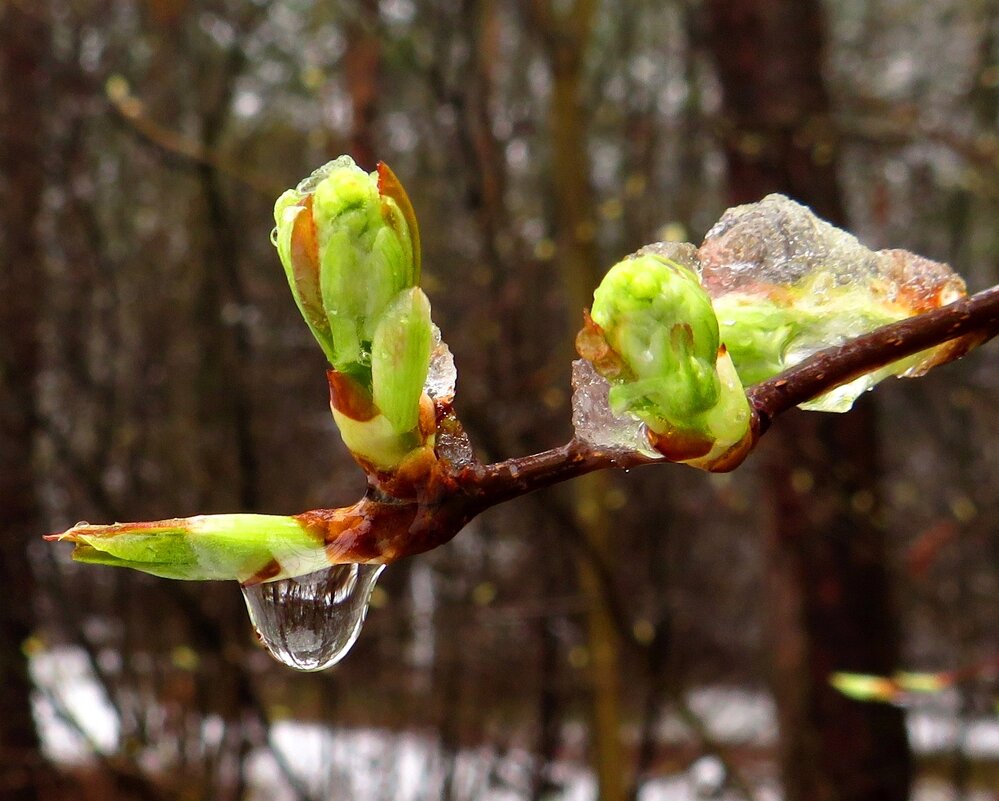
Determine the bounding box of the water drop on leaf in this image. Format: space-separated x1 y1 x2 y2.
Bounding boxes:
241 563 385 671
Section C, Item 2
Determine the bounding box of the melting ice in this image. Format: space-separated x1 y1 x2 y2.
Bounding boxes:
570 360 662 457
425 324 457 402
242 564 385 671
698 194 968 411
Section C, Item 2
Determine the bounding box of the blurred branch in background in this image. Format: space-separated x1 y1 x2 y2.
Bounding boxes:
106 76 278 197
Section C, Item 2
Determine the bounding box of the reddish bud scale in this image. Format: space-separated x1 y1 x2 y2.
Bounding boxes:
243 559 283 586
575 311 629 379
376 161 421 276
295 501 419 564
42 519 194 541
327 370 378 421
288 196 327 333
645 427 714 462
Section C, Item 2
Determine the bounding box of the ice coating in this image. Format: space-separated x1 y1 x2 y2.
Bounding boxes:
699 194 965 308
425 324 456 402
632 240 701 272
697 194 970 411
294 155 357 195
570 359 661 457
699 195 879 293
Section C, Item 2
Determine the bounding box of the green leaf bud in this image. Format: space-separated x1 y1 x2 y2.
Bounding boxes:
45 515 332 584
829 672 899 703
371 288 433 434
272 157 420 380
581 245 752 466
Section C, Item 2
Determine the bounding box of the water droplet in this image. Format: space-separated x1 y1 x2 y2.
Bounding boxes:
241 563 385 671
269 226 279 245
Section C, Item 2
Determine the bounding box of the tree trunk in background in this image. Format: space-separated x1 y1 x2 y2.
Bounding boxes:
343 0 381 169
702 2 912 800
0 5 50 800
533 2 626 799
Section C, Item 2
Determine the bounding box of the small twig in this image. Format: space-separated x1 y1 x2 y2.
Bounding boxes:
106 82 278 196
52 285 999 567
747 285 999 433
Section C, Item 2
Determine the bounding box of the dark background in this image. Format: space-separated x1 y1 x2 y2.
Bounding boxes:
2 1 999 799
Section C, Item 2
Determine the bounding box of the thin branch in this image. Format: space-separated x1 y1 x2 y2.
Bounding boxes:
747 285 999 433
106 82 278 197
53 284 999 566
467 284 999 509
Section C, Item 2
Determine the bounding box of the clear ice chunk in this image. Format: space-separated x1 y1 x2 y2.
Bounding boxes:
241 563 385 671
424 325 456 402
697 194 969 411
570 359 661 457
633 241 701 272
294 155 358 195
699 194 882 294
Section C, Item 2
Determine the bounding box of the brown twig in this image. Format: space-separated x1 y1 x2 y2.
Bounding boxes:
385 283 999 559
52 285 999 566
746 284 999 433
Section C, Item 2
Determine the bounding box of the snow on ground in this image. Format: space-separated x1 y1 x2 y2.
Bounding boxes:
29 646 999 799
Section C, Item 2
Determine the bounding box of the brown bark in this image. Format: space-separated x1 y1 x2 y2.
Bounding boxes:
0 4 51 799
703 1 912 799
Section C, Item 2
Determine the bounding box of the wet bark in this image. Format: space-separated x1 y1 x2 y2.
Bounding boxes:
703 1 912 799
0 5 51 799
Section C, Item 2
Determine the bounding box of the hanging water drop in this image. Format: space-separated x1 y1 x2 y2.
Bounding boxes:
269 226 279 245
241 563 385 671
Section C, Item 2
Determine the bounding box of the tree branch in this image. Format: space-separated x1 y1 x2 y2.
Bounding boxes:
52 284 999 569
747 284 999 433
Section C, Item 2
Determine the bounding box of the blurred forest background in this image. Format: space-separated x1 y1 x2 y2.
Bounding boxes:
2 0 999 799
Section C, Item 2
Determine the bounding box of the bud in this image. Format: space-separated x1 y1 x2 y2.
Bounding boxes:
45 515 333 584
829 672 900 703
578 245 751 468
372 287 433 434
274 158 437 472
273 157 420 376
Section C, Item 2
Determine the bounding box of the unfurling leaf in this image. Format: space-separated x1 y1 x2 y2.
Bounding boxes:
372 287 433 434
45 515 332 584
273 157 441 472
578 243 752 469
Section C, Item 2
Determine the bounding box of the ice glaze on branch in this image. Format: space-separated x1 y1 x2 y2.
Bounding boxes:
365 283 999 560
748 284 999 433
